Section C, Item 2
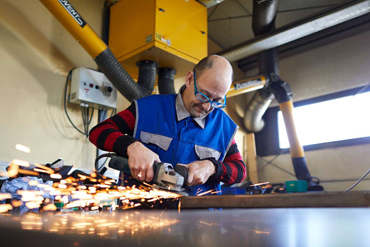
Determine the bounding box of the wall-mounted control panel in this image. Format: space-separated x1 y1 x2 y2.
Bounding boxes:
69 67 117 109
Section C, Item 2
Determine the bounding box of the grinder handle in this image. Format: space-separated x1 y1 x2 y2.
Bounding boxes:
174 165 189 185
108 155 158 176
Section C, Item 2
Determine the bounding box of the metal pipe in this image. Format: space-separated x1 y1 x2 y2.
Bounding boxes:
279 101 304 158
242 0 279 133
226 74 266 98
244 89 274 132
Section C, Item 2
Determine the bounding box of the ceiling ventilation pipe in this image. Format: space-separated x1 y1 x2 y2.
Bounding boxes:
40 0 158 102
243 0 279 132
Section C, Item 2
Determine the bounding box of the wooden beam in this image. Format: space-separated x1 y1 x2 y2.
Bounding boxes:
246 133 258 183
181 191 370 208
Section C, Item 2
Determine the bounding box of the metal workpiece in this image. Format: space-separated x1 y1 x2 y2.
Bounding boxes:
180 191 370 209
0 208 369 247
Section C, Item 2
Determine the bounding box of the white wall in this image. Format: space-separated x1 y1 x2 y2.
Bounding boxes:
0 0 105 168
256 24 370 191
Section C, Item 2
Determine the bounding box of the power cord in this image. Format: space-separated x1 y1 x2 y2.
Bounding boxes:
257 148 289 172
64 68 86 136
110 108 117 117
80 105 94 136
345 167 370 192
95 153 114 174
257 155 296 177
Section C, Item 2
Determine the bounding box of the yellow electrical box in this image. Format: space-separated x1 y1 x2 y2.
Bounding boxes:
109 0 207 80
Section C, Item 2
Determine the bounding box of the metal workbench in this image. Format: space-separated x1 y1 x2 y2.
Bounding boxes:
0 207 369 247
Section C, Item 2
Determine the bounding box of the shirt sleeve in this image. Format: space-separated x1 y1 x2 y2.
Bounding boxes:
88 101 139 156
209 139 247 185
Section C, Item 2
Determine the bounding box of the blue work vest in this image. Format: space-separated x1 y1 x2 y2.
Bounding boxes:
130 94 238 196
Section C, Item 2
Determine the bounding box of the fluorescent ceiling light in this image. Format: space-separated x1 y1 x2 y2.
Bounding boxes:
222 1 370 62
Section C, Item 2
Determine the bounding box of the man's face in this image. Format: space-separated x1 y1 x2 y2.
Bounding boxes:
184 69 231 118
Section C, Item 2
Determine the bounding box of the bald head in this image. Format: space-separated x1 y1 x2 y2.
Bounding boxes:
182 55 234 118
194 55 234 84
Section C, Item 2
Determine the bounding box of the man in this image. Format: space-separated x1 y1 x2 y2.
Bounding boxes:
89 55 246 196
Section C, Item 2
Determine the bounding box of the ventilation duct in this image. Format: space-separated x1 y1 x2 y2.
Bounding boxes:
242 0 279 133
220 0 370 63
238 11 370 71
158 68 177 95
95 48 158 102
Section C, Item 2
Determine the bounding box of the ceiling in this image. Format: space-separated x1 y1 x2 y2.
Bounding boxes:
207 0 354 52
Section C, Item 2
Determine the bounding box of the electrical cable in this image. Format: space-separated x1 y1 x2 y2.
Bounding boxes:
64 68 86 136
257 155 296 177
85 107 90 135
94 153 114 172
95 109 111 172
110 108 116 117
88 108 94 125
81 105 86 135
345 168 370 192
257 148 289 172
103 109 107 120
81 105 89 137
64 68 98 137
86 108 90 135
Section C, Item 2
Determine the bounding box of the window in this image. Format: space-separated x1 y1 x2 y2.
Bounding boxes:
278 91 370 148
255 86 370 157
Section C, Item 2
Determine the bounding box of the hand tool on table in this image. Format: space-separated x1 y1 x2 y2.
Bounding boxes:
95 154 189 194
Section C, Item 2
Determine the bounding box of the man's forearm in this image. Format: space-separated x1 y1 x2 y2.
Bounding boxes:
89 102 138 156
210 140 246 185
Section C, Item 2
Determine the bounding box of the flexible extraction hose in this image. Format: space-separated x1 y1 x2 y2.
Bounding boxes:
94 49 151 101
40 0 156 102
158 68 177 95
244 0 279 132
244 88 274 132
252 0 279 37
248 0 320 189
136 61 159 97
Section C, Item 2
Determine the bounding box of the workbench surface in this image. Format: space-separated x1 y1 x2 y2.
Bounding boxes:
0 208 369 247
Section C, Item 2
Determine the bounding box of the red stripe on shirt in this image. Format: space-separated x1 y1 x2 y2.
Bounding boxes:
118 109 135 130
228 162 240 185
89 123 115 145
104 132 122 150
224 152 242 163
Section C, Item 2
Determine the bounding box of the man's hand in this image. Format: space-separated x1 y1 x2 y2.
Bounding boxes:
126 141 161 182
185 160 216 186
